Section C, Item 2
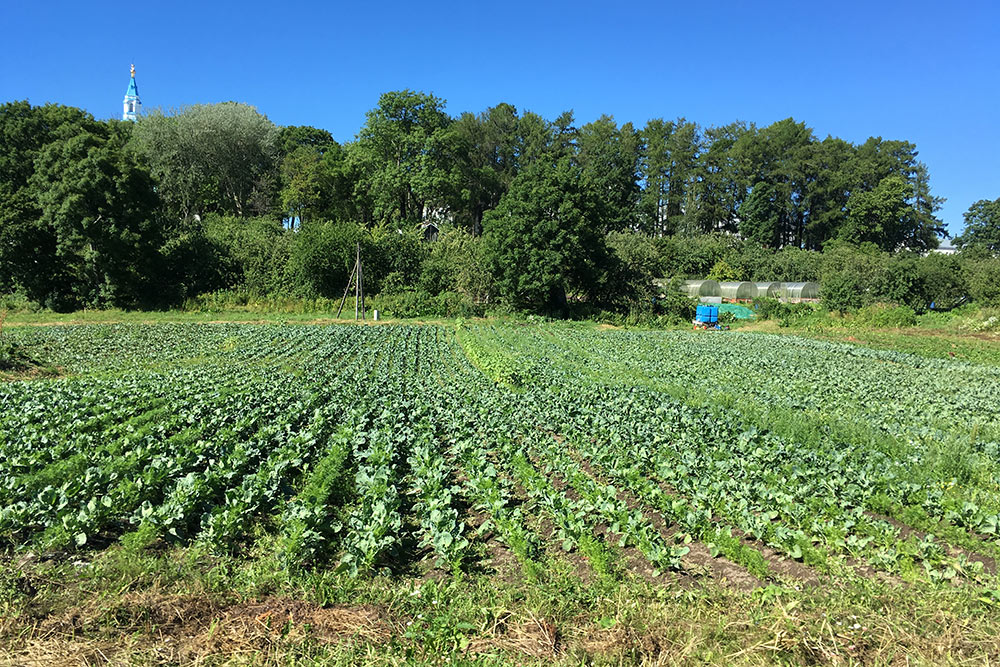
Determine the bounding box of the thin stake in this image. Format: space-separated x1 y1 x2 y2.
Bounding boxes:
336 257 358 319
359 248 365 321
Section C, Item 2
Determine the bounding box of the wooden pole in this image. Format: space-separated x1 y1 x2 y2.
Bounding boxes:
354 242 360 320
336 256 358 320
359 247 365 321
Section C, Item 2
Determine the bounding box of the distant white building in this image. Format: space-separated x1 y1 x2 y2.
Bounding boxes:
122 64 141 121
930 244 958 255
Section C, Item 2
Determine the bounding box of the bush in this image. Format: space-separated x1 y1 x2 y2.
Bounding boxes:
707 259 744 282
851 303 918 329
0 292 42 313
967 261 1000 307
767 246 822 282
589 309 691 328
183 289 340 313
919 253 967 310
606 231 664 292
0 310 35 371
753 297 787 321
417 229 489 300
871 257 927 312
288 220 365 298
658 234 740 278
654 280 696 321
371 290 482 319
370 226 426 294
821 271 866 312
197 215 295 297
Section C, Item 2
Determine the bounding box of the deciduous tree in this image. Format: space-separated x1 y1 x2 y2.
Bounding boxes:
482 158 614 313
954 198 1000 253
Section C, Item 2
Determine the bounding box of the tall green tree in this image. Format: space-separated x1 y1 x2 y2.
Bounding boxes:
739 182 783 247
279 141 354 226
0 102 93 297
848 137 944 249
349 90 454 226
841 175 914 250
482 158 614 313
801 136 856 249
448 105 516 232
731 118 814 247
277 125 336 156
954 198 1000 253
514 111 557 167
29 121 160 309
576 115 641 232
640 118 700 235
130 103 280 219
686 121 747 235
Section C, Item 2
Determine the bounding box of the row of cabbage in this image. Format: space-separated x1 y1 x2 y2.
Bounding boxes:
458 324 1000 581
2 322 998 585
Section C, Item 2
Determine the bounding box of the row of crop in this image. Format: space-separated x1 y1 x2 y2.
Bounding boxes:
0 364 249 486
517 362 991 581
7 363 310 549
0 324 393 551
469 325 1000 567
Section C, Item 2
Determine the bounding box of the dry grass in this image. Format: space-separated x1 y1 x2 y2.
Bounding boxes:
1 591 398 665
4 581 1000 666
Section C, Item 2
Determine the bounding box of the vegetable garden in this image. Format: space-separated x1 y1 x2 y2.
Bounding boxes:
2 321 1000 663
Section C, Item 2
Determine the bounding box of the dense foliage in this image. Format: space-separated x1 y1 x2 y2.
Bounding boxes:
1 95 997 314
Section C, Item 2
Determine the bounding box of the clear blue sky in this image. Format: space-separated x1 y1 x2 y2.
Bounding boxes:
3 0 997 237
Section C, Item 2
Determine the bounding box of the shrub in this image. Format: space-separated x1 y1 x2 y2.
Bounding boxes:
417 229 489 301
204 215 294 296
0 310 35 371
0 292 42 313
851 303 918 329
371 290 482 319
967 261 1000 307
871 257 927 312
767 246 822 282
821 271 867 312
753 297 787 321
707 259 744 282
183 289 340 313
919 253 967 310
658 233 740 278
654 280 696 322
288 220 365 298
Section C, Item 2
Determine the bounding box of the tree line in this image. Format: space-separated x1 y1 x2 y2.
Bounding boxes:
1 92 998 314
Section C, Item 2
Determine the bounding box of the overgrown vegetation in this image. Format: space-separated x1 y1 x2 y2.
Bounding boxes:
0 310 41 374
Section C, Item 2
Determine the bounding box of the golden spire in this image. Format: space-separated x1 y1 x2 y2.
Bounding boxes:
130 63 136 78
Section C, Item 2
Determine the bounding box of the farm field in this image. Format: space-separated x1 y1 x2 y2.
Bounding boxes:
2 322 1000 665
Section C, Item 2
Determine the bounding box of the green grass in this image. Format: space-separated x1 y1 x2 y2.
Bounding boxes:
811 329 1000 366
743 305 1000 366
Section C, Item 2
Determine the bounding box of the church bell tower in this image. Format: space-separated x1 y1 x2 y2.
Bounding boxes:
123 64 141 121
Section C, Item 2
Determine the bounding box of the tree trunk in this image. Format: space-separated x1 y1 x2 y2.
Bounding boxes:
548 283 569 318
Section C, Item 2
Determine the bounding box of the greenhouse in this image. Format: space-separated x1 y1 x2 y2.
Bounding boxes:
782 282 820 300
754 282 782 298
719 281 757 300
679 280 721 297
